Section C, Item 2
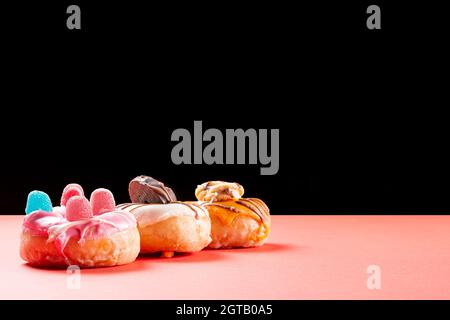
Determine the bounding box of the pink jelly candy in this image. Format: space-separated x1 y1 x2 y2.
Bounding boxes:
66 196 93 221
61 183 84 206
90 188 116 215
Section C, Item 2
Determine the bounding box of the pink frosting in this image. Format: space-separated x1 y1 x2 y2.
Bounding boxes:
23 209 137 257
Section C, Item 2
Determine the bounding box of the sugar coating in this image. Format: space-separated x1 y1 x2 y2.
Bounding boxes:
25 191 53 215
61 183 84 206
90 188 116 215
66 196 93 221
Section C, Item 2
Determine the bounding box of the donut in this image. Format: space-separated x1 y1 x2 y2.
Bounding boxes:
20 185 140 268
195 181 271 249
117 175 211 257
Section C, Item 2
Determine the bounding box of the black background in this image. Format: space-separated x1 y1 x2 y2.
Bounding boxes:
1 1 449 214
2 300 449 319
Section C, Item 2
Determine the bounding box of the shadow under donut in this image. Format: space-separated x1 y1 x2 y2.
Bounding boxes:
137 249 228 263
21 259 151 275
205 242 298 254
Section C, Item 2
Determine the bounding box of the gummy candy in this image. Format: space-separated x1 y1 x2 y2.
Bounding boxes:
25 191 53 214
90 188 116 215
66 196 93 221
61 183 84 206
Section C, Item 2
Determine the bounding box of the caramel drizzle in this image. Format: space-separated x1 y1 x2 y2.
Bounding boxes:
116 203 149 212
236 198 270 225
203 198 270 225
172 201 203 219
203 203 243 214
117 202 203 219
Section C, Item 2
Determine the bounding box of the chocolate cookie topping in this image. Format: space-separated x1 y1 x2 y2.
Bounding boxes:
128 175 177 204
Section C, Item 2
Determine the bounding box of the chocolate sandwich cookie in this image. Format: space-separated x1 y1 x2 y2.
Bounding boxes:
129 175 177 204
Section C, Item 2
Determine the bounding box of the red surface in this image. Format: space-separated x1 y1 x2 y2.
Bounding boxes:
1 215 449 300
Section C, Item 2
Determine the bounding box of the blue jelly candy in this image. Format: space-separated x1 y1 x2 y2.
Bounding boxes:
25 190 53 214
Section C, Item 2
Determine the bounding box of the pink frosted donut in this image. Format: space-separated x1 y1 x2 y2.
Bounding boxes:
20 187 140 268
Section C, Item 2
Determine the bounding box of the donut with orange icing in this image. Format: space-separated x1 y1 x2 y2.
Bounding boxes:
20 185 140 267
195 181 271 249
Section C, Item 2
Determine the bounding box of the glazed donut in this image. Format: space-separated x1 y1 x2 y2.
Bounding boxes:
117 175 211 257
195 181 271 249
20 185 140 268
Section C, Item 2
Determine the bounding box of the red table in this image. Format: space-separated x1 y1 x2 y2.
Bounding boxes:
1 215 449 299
